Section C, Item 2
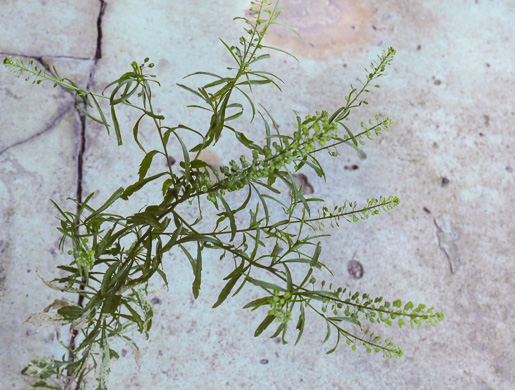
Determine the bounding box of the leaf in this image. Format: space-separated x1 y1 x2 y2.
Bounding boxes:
110 105 123 146
248 53 271 64
193 243 202 298
84 187 125 223
323 320 331 343
295 304 306 346
341 123 358 147
183 71 224 80
35 267 76 293
252 185 270 225
258 44 300 63
25 299 71 327
254 315 275 337
203 77 232 89
284 171 310 214
234 87 256 122
257 111 272 148
328 106 346 124
219 196 237 242
245 71 283 92
270 322 286 339
224 104 243 122
121 172 167 201
310 242 322 267
242 296 271 311
101 294 122 315
326 333 341 355
162 225 183 253
235 131 260 151
57 305 85 321
138 150 160 181
190 159 208 169
176 83 204 100
212 262 245 308
132 114 147 153
174 132 191 182
121 301 144 330
303 155 325 179
236 79 272 87
283 263 293 292
89 94 112 139
245 276 285 292
70 308 94 331
101 262 120 296
122 337 142 370
219 38 241 66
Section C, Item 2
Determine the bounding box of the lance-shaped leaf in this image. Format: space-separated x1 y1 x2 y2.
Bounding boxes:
254 314 275 337
121 172 167 201
212 261 245 308
138 150 161 181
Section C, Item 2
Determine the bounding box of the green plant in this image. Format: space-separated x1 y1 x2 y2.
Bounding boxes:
3 1 443 389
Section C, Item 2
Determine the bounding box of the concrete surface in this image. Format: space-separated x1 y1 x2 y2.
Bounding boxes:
0 0 513 389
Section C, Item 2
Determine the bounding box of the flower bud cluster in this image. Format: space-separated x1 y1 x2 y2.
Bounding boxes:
268 290 293 323
68 238 95 268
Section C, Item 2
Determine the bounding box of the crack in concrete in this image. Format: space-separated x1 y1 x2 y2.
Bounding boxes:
0 101 75 156
0 52 92 61
67 0 106 375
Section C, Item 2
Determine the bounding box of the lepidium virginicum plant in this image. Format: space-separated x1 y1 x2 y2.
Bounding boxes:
3 1 443 388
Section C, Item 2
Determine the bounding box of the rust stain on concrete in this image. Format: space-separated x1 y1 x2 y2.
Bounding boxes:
246 0 439 61
250 0 375 61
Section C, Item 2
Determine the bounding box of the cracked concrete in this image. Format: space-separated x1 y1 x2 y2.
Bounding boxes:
1 0 514 389
66 0 106 362
0 100 75 156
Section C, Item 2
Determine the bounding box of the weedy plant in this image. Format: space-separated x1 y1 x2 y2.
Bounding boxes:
3 1 443 389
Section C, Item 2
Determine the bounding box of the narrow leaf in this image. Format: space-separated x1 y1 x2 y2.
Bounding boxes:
193 243 202 299
310 242 322 267
219 196 237 242
254 315 275 337
212 263 244 308
132 114 147 153
110 105 123 146
341 123 358 147
121 172 167 200
138 150 160 181
242 297 271 311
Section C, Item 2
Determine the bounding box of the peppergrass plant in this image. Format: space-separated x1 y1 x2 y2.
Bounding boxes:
3 1 443 388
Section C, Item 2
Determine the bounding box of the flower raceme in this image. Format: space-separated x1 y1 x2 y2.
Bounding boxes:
203 110 338 200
